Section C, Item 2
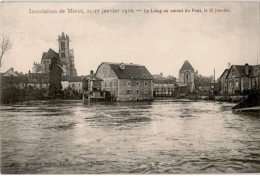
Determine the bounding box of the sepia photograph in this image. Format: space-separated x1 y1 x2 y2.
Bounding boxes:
0 1 259 174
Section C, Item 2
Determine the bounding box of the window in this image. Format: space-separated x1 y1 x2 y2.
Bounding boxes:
79 83 80 86
144 81 148 86
61 42 65 51
119 63 125 69
235 80 239 87
113 81 116 87
144 89 148 95
109 74 111 78
136 89 139 94
104 83 107 88
113 90 116 95
72 84 75 88
126 89 132 95
61 52 65 58
136 81 139 86
127 81 131 86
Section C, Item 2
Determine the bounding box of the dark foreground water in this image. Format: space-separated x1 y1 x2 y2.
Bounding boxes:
1 100 259 174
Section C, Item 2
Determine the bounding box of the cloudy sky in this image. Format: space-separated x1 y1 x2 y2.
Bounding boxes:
0 2 259 78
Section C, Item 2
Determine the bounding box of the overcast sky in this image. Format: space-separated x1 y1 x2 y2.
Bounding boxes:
0 2 259 78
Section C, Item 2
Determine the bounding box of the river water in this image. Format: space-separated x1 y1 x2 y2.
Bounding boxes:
1 100 259 174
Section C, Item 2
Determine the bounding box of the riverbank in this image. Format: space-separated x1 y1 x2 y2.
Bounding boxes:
154 95 247 103
198 95 247 103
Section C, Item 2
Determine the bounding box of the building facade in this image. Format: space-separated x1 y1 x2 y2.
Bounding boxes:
82 70 104 100
249 65 260 90
27 72 49 89
178 60 196 92
219 69 230 94
95 62 154 101
225 64 260 94
69 76 83 93
153 79 176 97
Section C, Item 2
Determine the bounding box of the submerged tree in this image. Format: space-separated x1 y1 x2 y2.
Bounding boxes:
0 34 13 67
49 57 63 98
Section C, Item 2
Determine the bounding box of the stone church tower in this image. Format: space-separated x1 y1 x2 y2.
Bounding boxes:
58 32 77 76
178 60 195 92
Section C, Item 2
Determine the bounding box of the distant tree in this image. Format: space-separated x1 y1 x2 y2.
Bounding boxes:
49 57 63 98
0 34 13 67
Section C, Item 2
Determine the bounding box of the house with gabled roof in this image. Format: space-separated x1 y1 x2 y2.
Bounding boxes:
225 63 260 94
95 62 154 101
1 67 24 77
1 68 27 89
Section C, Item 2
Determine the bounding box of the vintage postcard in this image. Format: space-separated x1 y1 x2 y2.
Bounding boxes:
0 1 259 174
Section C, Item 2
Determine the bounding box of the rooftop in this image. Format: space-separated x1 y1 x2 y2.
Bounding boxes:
103 62 153 80
180 60 194 71
41 48 59 62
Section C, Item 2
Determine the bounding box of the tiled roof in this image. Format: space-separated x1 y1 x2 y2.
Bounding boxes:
175 83 188 87
69 76 82 82
219 69 230 79
180 60 194 71
41 48 59 62
235 65 252 77
153 79 176 84
249 65 260 77
82 75 103 81
225 64 259 78
106 63 153 80
61 76 70 81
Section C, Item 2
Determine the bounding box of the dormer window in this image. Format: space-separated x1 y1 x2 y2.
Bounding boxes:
119 63 125 69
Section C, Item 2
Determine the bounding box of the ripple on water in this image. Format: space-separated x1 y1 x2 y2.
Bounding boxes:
1 100 260 174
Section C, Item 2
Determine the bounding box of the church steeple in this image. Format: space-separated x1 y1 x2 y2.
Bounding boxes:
57 32 77 76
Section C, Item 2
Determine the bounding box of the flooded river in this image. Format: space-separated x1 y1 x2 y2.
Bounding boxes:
1 100 259 174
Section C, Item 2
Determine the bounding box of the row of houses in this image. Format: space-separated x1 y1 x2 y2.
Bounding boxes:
0 61 220 102
2 61 259 101
1 62 176 101
0 68 83 92
219 63 260 94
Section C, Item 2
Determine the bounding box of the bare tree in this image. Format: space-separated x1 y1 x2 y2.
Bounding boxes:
0 34 13 67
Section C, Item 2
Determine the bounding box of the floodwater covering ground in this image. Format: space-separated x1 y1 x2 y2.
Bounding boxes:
1 100 259 174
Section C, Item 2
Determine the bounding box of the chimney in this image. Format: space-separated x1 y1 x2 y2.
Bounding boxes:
90 70 94 78
228 62 231 69
245 63 249 76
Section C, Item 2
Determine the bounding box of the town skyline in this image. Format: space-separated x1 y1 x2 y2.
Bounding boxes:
0 2 259 78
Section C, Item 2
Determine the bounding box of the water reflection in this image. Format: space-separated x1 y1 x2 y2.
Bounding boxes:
83 102 153 129
1 100 259 174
